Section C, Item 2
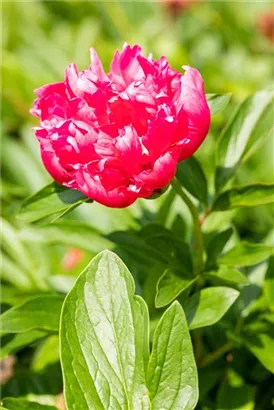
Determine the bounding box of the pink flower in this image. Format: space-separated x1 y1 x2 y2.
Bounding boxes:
30 44 210 208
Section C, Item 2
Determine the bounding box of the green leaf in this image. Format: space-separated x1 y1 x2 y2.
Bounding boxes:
155 269 198 308
264 256 274 310
217 378 255 410
212 183 274 211
0 295 64 334
176 156 208 205
1 330 48 359
18 182 89 223
245 330 274 373
32 335 60 371
206 228 233 269
147 301 198 410
206 93 231 116
60 250 150 410
1 398 57 410
20 220 113 254
206 266 249 286
219 242 273 267
184 287 240 330
215 88 274 191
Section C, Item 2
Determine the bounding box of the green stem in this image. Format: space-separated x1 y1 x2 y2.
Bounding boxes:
198 342 232 368
171 178 204 274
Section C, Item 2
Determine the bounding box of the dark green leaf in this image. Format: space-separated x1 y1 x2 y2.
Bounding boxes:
219 242 273 267
60 250 150 409
0 295 64 334
1 398 57 410
206 228 233 269
18 182 89 223
1 330 48 359
264 256 274 310
176 156 208 204
245 330 274 373
206 93 231 116
206 266 249 286
147 301 198 410
184 287 240 330
212 183 274 211
215 88 274 191
217 378 255 410
155 269 198 308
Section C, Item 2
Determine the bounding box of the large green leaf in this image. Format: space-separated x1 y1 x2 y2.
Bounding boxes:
184 287 240 330
206 93 231 116
206 266 249 286
60 250 150 410
18 182 89 223
219 242 273 267
155 269 198 308
215 88 274 191
0 295 64 334
147 301 198 410
1 330 48 359
20 220 113 254
1 398 57 410
176 156 208 205
212 183 274 211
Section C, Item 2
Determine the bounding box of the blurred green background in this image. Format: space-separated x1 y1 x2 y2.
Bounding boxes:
1 1 274 409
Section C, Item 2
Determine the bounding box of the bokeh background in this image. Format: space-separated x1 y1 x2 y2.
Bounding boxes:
1 1 274 409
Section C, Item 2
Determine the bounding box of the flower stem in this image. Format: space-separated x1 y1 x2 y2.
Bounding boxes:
198 342 232 368
171 178 204 274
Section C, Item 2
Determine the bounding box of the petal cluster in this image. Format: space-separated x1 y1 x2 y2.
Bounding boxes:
31 44 210 207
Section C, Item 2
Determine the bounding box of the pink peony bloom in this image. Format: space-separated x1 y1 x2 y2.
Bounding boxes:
30 44 210 208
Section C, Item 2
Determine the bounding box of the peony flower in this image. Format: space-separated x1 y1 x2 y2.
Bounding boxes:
30 44 210 208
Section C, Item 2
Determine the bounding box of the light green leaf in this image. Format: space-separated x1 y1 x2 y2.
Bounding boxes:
219 242 273 267
147 301 198 410
1 398 57 410
264 257 274 310
245 330 274 374
155 269 198 308
176 156 208 205
60 250 150 410
184 287 240 330
215 88 274 191
0 295 64 334
206 266 249 286
1 254 33 290
32 335 60 371
20 220 113 254
18 182 89 223
206 93 231 116
212 184 274 211
1 330 48 359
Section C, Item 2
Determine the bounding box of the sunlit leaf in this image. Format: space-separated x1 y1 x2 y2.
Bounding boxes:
18 182 89 223
206 93 231 116
155 269 198 308
60 250 150 409
0 295 64 334
147 301 198 410
215 88 274 191
212 184 274 211
219 242 273 267
184 287 240 330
